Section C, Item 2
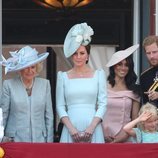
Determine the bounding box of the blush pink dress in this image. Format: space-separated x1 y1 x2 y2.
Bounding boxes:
102 89 140 143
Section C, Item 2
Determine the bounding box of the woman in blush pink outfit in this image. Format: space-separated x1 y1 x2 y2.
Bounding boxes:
102 45 140 143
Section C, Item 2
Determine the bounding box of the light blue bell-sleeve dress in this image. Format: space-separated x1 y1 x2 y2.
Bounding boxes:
56 69 107 143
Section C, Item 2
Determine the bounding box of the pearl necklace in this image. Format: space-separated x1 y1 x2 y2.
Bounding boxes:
21 77 34 96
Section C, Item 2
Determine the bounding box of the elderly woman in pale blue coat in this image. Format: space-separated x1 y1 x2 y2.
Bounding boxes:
0 46 54 142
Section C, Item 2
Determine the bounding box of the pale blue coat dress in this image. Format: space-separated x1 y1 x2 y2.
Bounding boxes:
56 69 107 143
0 77 54 142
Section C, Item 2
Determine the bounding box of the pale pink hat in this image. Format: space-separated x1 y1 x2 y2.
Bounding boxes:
106 44 139 67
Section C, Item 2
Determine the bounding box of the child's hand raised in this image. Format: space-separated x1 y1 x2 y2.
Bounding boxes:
138 111 152 122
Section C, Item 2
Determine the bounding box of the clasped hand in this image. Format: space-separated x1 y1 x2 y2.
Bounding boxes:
70 128 92 143
104 136 115 143
72 131 92 143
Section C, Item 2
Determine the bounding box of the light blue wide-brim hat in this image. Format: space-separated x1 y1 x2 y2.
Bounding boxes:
106 44 139 67
0 45 49 74
64 22 94 58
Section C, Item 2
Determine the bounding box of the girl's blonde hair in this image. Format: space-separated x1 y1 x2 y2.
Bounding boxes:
139 102 158 116
138 102 158 130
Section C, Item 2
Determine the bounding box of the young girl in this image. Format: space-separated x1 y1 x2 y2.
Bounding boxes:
123 102 158 143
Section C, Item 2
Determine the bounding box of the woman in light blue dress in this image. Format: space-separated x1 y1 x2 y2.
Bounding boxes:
123 102 158 143
56 23 107 143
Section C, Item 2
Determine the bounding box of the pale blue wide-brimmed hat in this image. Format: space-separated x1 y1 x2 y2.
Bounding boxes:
64 22 94 58
0 46 49 74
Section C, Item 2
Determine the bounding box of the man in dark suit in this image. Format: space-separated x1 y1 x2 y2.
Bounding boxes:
140 35 158 107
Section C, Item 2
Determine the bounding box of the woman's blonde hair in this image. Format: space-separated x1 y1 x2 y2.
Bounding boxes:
138 102 158 130
36 62 43 74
